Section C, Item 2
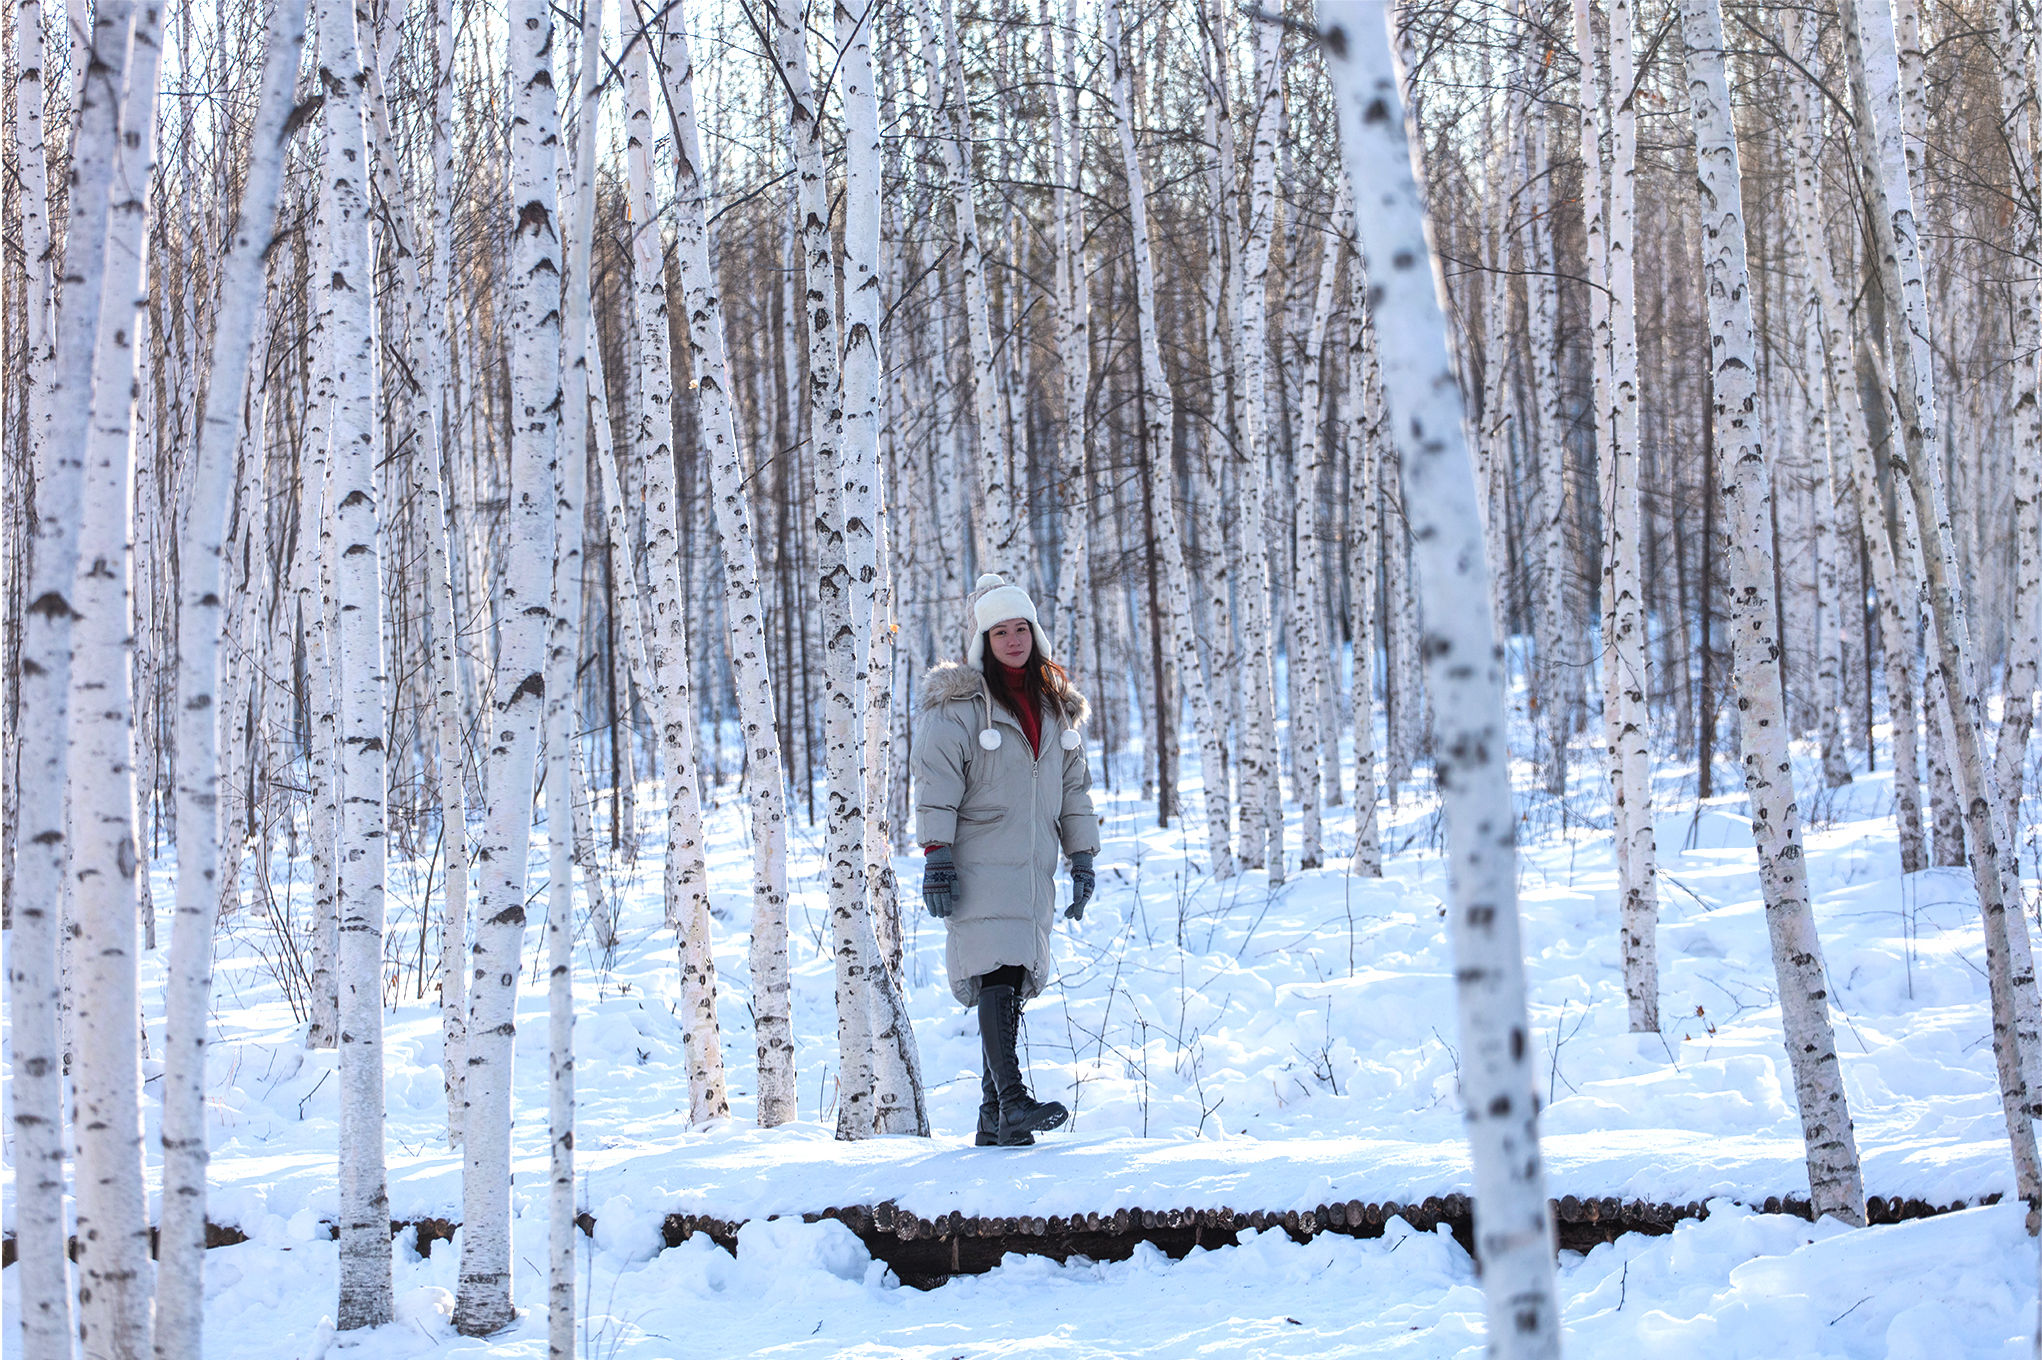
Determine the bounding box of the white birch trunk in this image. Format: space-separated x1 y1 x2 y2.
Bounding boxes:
1047 0 1092 668
915 0 1015 568
1580 0 1660 1034
453 0 561 1329
1781 9 1926 872
1526 98 1570 801
1346 253 1384 878
1844 0 2042 1196
5 0 102 1348
1321 8 1562 1348
627 24 727 1121
1236 17 1286 878
588 336 657 706
1106 0 1235 880
154 3 308 1351
298 302 341 1051
1381 434 1422 799
838 0 929 1134
1200 4 1245 818
316 0 393 1325
545 7 602 1351
69 0 164 1350
1290 219 1343 870
659 0 798 1127
421 0 470 1147
773 0 889 1140
1683 0 1866 1223
1991 0 2042 812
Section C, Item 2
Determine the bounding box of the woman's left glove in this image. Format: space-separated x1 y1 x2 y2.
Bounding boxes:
922 846 957 918
1065 852 1095 920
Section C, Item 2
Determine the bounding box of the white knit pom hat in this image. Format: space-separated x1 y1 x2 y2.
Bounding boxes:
964 573 1051 670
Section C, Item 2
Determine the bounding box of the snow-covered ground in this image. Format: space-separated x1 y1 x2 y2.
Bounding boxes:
6 719 2042 1357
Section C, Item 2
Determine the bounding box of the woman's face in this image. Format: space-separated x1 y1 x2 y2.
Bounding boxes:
988 618 1034 668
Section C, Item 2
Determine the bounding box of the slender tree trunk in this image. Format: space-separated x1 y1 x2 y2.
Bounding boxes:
409 0 470 1149
1381 434 1422 799
1526 89 1571 803
657 0 798 1125
1345 250 1384 877
916 0 1014 568
1106 0 1234 880
1682 0 1866 1224
1781 8 1924 871
315 0 393 1326
1578 0 1660 1033
1843 0 2042 1202
1322 7 1562 1349
1289 217 1342 870
629 15 727 1121
4 0 123 1351
836 0 928 1135
297 307 341 1050
1046 0 1092 670
1991 0 2042 813
69 0 165 1351
773 0 884 1139
545 6 602 1351
1235 16 1285 878
454 0 561 1329
154 4 308 1351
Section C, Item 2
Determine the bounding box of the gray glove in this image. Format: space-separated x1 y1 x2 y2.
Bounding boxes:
1065 851 1095 921
922 846 957 918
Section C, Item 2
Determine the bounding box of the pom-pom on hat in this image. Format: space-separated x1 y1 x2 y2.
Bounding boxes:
964 573 1051 670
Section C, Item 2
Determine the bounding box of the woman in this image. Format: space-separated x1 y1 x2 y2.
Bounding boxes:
913 573 1099 1146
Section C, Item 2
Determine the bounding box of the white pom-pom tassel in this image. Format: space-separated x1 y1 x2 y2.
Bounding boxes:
978 728 1003 751
1060 729 1081 751
974 572 1004 590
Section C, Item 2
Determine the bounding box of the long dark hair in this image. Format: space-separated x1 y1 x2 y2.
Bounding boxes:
983 629 1077 719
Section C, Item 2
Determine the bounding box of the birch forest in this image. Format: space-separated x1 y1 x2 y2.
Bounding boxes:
2 0 2040 1351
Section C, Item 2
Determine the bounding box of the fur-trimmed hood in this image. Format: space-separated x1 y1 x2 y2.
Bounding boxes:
918 659 1089 728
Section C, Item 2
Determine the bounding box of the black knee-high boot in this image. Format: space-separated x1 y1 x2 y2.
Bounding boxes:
975 1043 1016 1146
977 982 1067 1145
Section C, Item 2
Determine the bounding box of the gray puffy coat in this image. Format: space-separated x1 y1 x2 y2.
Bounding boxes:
912 661 1100 1005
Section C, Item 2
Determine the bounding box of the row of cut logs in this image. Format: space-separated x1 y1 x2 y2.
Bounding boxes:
1 1192 2005 1278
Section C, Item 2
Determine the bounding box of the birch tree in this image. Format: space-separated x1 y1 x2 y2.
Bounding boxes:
1780 8 1926 875
1345 251 1384 878
1289 216 1343 870
1236 16 1286 877
1574 0 1658 1033
1046 0 1092 665
1843 0 2042 1203
656 0 797 1124
1682 0 1865 1223
1106 0 1235 879
69 0 166 1351
771 0 893 1139
155 3 308 1350
836 0 928 1134
543 2 603 1349
628 12 727 1121
421 0 471 1148
918 0 1015 567
1321 6 1562 1351
1990 0 2042 813
5 1 128 1353
314 0 394 1324
455 0 561 1329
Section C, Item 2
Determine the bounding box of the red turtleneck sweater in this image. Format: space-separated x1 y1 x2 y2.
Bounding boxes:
991 661 1041 756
